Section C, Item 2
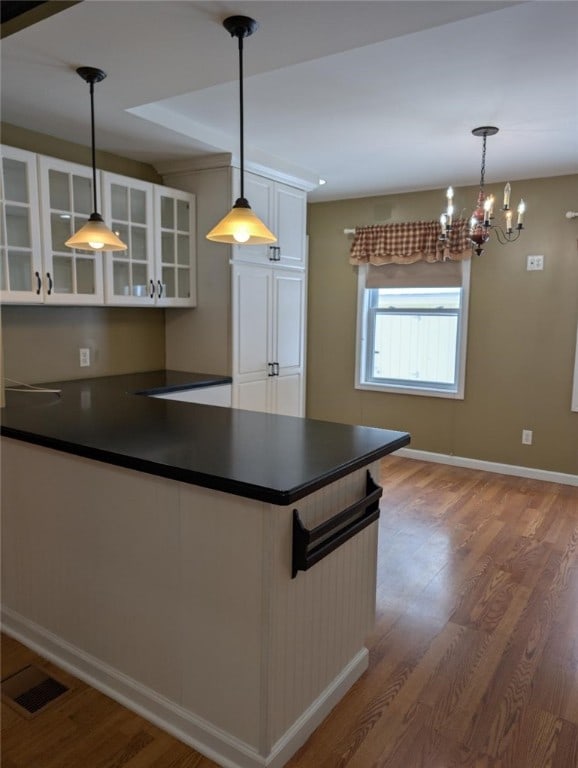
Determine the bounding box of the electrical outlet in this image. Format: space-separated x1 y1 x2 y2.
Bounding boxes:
527 255 544 271
79 348 90 367
521 429 533 445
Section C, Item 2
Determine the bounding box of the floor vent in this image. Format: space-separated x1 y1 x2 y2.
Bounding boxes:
2 665 70 718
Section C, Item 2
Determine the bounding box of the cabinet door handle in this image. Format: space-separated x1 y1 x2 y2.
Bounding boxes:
268 362 275 376
46 272 53 295
273 362 280 376
275 246 281 261
157 280 163 298
268 246 276 261
35 271 42 295
149 279 155 299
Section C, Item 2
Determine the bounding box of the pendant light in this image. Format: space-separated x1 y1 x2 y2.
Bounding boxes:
65 67 127 252
206 16 277 245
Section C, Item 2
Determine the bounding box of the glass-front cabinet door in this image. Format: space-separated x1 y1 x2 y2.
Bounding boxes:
102 172 154 305
154 186 196 307
37 156 104 304
0 146 43 303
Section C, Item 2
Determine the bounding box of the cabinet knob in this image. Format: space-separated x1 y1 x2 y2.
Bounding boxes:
35 272 42 295
46 272 53 295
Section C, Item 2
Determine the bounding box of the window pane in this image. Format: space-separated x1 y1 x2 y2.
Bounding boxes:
160 196 173 229
177 234 190 265
375 287 461 309
3 159 28 203
177 267 190 299
53 255 73 294
131 226 146 260
177 199 189 231
130 188 146 224
111 184 128 220
73 175 92 215
162 266 175 298
5 205 30 247
161 231 174 263
8 250 31 292
49 170 70 211
76 258 96 294
51 213 71 251
372 312 458 385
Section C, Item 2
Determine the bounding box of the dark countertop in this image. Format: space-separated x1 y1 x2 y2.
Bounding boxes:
0 371 410 505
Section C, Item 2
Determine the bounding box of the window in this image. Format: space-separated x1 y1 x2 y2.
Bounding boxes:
356 260 471 398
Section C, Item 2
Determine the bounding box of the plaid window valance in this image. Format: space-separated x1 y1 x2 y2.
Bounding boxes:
349 219 470 265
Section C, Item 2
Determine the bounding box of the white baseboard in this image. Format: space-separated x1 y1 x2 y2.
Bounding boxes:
396 448 578 487
1 607 367 768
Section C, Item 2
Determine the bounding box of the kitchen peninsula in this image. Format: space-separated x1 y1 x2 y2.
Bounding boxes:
1 372 410 768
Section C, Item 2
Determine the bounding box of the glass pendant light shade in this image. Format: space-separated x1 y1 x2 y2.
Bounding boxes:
206 197 277 244
65 213 127 251
66 66 127 252
206 16 277 246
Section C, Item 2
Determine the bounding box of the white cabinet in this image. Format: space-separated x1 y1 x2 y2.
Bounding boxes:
232 263 305 416
1 145 196 308
101 172 154 306
154 186 196 307
102 174 196 308
0 146 43 304
232 172 307 268
37 156 104 304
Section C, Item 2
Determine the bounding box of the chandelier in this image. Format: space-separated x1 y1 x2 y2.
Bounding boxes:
440 126 525 256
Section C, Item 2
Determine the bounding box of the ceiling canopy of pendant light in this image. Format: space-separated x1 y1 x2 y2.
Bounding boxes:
65 66 127 252
206 16 277 246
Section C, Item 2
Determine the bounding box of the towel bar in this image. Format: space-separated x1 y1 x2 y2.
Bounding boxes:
291 470 382 578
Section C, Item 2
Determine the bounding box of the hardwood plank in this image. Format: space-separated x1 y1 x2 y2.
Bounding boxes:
2 456 577 768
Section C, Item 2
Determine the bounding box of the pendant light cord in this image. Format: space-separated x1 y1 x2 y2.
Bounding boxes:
89 79 98 214
237 34 245 201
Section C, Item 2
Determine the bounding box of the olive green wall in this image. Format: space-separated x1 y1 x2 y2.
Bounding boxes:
2 306 165 383
1 123 162 184
306 175 578 475
1 126 165 384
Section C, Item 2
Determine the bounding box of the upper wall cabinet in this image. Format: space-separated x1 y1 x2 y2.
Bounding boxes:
154 186 196 308
1 147 44 304
232 171 307 268
98 173 197 308
0 146 196 308
102 173 196 307
38 156 104 304
101 172 154 306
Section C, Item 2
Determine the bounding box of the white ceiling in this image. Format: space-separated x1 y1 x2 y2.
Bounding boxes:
2 0 577 201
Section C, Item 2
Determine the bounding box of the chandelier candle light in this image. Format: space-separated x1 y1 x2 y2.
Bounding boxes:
206 16 277 245
440 126 525 256
65 67 127 252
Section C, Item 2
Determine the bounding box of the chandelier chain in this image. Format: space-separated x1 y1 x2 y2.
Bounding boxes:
479 133 487 190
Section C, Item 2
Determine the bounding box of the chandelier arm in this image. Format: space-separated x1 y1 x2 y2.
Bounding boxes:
492 225 522 245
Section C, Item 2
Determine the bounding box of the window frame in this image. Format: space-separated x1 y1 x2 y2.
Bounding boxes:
355 260 471 399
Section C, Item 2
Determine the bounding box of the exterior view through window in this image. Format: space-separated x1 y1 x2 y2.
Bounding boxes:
367 287 461 388
356 262 470 398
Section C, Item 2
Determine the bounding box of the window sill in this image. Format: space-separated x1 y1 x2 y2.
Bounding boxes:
355 381 464 400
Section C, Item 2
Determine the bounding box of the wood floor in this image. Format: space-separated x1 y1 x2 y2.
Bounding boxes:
2 456 578 768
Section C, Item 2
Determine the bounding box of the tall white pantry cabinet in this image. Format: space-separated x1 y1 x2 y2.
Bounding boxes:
159 158 311 417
